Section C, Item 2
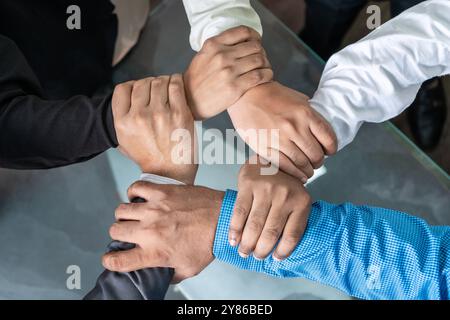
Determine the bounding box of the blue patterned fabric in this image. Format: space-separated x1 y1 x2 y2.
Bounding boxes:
213 190 450 300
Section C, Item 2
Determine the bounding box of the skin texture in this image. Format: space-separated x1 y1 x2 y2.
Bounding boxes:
103 182 224 283
229 155 311 261
228 81 338 182
112 74 197 184
184 26 273 120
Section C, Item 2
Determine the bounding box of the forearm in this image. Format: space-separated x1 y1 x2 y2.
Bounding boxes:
182 0 262 51
0 34 117 169
214 190 450 300
309 0 450 150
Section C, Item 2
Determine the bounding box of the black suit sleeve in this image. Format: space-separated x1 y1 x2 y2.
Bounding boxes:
0 34 118 169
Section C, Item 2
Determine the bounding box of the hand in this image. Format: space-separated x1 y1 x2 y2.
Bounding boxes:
102 182 224 282
112 74 198 184
184 26 273 120
228 81 337 182
229 156 311 261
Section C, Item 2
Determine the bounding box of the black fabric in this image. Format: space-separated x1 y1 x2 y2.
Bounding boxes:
0 1 119 169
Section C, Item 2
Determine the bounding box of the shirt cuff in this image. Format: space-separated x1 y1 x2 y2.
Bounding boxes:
140 173 185 185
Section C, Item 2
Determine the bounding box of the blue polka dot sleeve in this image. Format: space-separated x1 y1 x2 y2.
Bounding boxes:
213 190 450 300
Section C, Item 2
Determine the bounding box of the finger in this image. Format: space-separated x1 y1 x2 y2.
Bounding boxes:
228 40 264 58
127 181 169 203
228 189 253 247
235 68 273 94
234 53 271 76
253 202 290 260
115 203 141 221
168 74 188 112
112 81 135 117
309 113 338 156
102 247 147 272
150 75 170 110
276 141 314 180
238 197 271 258
292 130 325 169
273 208 309 261
130 78 153 112
108 221 141 243
213 26 259 46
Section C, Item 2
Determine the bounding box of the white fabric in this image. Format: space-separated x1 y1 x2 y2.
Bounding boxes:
309 0 450 150
182 0 263 51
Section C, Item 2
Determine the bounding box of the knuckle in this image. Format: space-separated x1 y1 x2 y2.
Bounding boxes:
154 249 170 265
106 255 124 271
151 79 162 88
247 219 264 232
238 25 252 38
253 54 265 66
203 38 217 51
283 232 301 245
114 204 127 219
115 82 132 93
132 79 146 90
250 69 264 82
233 205 249 218
286 150 307 168
169 81 182 93
215 52 229 67
220 66 234 79
250 41 262 52
281 120 296 133
311 156 324 169
276 185 290 201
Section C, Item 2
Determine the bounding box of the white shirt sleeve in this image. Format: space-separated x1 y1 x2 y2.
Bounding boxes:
309 0 450 150
182 0 263 51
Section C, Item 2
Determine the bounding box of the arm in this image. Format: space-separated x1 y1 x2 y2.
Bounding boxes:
182 0 262 52
0 34 117 169
86 74 199 299
214 190 450 300
310 0 450 150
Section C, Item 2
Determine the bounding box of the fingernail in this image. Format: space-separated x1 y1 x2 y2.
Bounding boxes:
253 255 263 261
301 177 308 184
229 238 237 247
239 251 250 258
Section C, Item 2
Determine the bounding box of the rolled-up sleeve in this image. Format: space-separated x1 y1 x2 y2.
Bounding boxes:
213 190 450 300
